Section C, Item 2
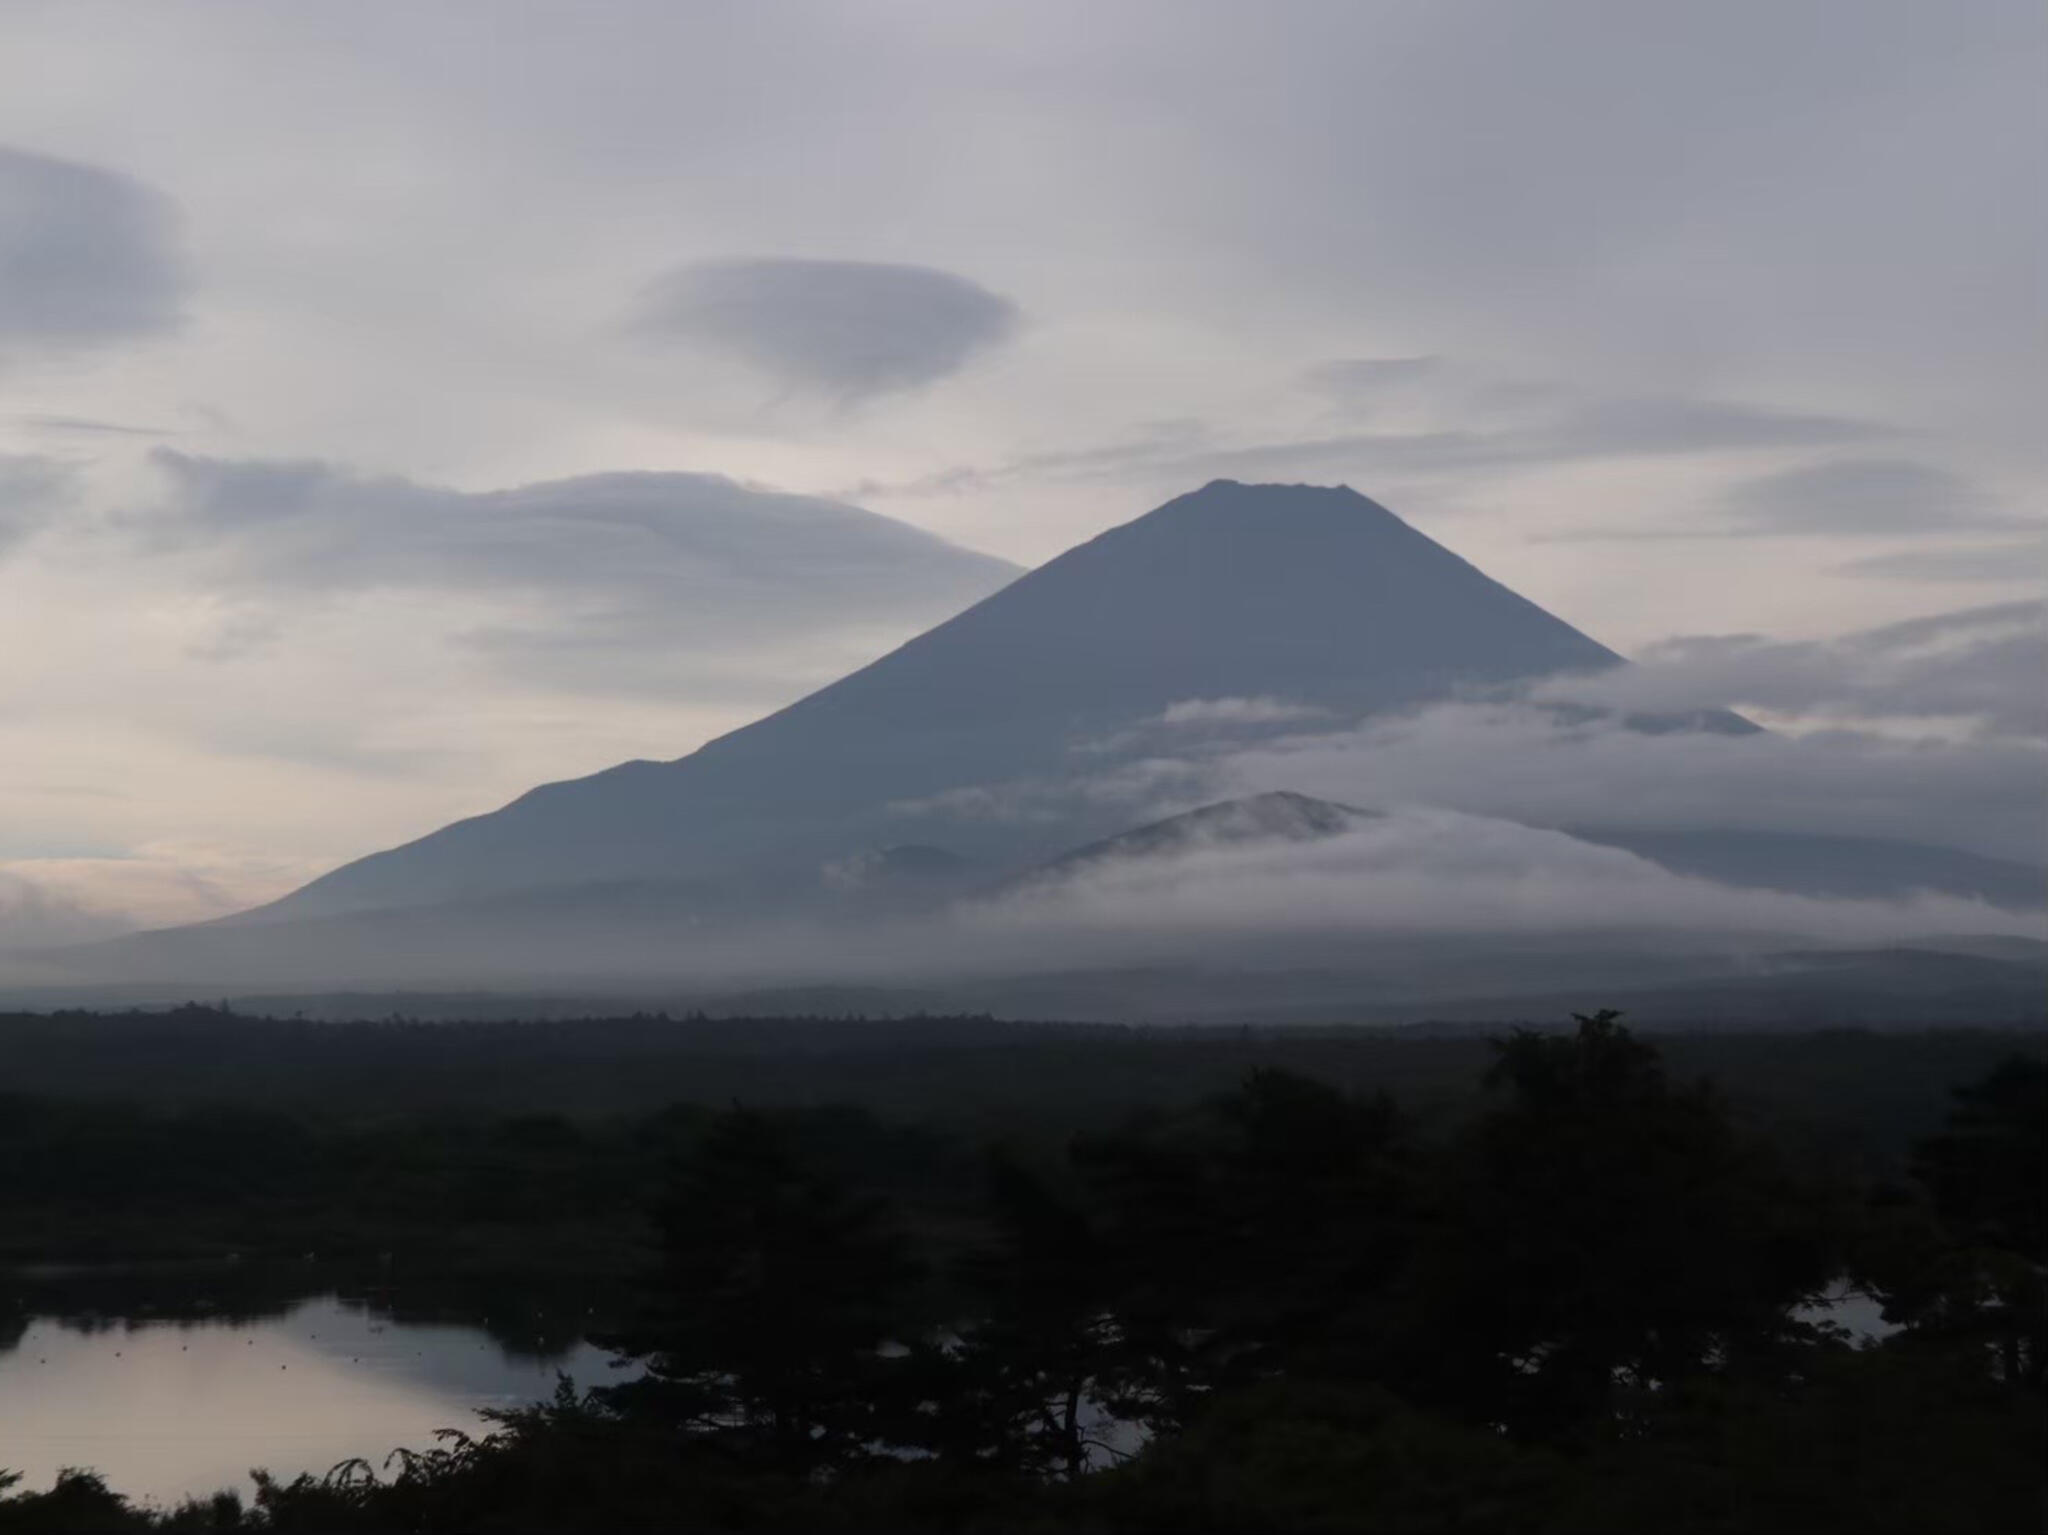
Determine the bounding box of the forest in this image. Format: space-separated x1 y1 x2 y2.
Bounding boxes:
0 1010 2041 1531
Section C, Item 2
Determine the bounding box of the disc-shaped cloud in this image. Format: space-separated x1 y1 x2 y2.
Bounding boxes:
0 145 185 352
123 453 1022 698
630 256 1017 402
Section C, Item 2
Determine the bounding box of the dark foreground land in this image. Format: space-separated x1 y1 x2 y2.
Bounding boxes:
1 1007 2042 1531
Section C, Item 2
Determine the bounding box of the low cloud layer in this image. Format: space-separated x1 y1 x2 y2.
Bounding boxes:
1217 706 2044 870
0 145 185 354
629 257 1018 404
967 806 2041 953
1529 601 2046 739
906 600 2047 870
1155 697 1332 729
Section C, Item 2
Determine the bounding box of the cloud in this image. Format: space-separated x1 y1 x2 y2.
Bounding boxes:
1530 601 2047 739
627 257 1018 403
113 452 1019 695
1302 356 1441 399
0 454 73 554
1536 397 1889 459
0 870 127 950
1841 538 2048 583
1718 458 2030 536
134 453 1016 596
1542 457 2045 544
1203 704 2044 872
862 392 1893 501
1156 697 1333 728
843 419 1219 502
1202 600 2048 862
1404 394 1890 472
968 806 2041 950
902 599 2048 874
0 145 185 354
1 843 316 950
14 413 179 438
890 756 1216 828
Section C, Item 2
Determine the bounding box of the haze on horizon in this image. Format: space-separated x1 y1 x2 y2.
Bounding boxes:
1 0 2044 944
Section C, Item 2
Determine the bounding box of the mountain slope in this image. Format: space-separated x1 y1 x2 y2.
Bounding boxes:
250 481 1628 922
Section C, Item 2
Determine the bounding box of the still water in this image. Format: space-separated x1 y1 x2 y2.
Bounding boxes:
1 1275 1896 1511
0 1288 625 1510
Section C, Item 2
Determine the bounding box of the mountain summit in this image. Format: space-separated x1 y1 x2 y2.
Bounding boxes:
244 482 1624 922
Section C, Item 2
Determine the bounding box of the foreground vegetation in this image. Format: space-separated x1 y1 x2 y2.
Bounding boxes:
2 1012 2042 1530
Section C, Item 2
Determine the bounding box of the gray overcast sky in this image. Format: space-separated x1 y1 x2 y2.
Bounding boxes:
0 0 2043 931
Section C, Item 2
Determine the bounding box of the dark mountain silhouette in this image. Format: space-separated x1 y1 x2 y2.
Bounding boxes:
239 481 1629 923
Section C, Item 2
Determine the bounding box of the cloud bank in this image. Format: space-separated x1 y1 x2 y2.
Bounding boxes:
906 600 2047 872
1529 601 2046 739
965 806 2041 953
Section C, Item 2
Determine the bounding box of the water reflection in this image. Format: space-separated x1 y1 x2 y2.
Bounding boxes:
0 1287 626 1509
0 1272 1901 1510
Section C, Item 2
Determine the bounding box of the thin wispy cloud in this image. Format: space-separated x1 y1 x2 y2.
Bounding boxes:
1718 458 2019 536
1840 538 2048 583
858 393 1894 501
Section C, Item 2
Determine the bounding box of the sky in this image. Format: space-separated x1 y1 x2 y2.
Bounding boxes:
0 0 2043 938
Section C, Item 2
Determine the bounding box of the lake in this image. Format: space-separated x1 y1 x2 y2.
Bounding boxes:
0 1282 625 1512
1 1271 1897 1512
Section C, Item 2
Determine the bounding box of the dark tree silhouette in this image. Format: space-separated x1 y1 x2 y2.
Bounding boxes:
1406 1010 1841 1435
1074 1068 1417 1429
599 1107 921 1471
940 1151 1118 1478
1879 1053 2047 1390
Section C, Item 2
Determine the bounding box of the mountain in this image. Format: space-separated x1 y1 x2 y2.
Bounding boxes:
999 791 1376 893
49 479 2038 1009
243 480 1629 923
